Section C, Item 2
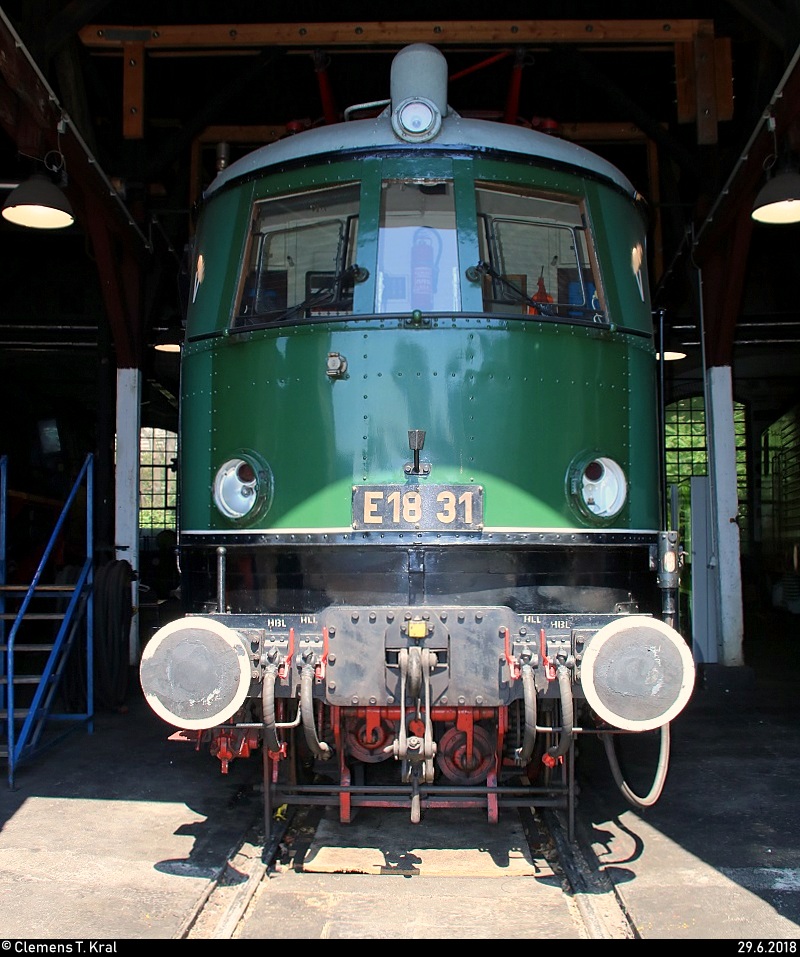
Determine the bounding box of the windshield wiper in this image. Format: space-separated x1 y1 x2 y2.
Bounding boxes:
468 261 557 316
272 263 369 323
273 287 335 324
468 260 605 322
234 263 369 330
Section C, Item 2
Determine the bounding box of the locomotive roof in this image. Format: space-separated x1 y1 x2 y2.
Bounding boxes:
205 111 638 200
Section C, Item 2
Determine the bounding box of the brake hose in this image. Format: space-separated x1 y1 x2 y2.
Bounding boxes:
602 722 671 808
542 664 573 767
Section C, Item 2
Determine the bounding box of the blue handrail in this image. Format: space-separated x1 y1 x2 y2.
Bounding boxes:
3 454 94 788
0 456 6 713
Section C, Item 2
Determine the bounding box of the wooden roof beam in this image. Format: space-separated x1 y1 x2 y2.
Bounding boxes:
675 34 734 144
79 20 709 50
79 19 722 142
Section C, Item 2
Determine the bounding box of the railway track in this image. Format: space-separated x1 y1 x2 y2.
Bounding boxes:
178 803 637 940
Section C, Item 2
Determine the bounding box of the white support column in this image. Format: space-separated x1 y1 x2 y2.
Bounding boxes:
115 367 142 666
705 364 745 667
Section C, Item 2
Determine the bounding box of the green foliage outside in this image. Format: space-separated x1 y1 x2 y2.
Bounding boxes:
664 396 748 537
139 428 178 530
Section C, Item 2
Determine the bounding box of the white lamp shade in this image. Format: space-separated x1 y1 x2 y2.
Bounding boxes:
153 321 184 352
752 169 800 224
1 173 74 229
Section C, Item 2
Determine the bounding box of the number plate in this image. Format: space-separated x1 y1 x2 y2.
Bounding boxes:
352 484 483 531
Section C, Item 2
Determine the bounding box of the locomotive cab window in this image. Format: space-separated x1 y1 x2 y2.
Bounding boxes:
233 183 360 327
475 186 604 320
376 179 460 313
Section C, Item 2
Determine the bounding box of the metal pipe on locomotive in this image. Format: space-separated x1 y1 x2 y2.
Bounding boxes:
140 44 695 836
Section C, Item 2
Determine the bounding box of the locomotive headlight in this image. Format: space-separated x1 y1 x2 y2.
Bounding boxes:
391 96 442 142
213 454 273 522
568 454 628 522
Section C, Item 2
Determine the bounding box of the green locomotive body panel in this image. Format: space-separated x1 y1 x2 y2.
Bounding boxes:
181 151 659 536
181 321 658 531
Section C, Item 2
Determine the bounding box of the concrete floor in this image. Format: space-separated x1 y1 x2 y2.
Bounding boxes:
0 608 797 939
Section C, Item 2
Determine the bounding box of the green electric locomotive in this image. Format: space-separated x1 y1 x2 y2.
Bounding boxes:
140 43 695 835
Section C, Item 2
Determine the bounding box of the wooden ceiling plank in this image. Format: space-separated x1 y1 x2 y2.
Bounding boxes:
78 20 706 50
555 121 647 141
676 36 733 128
675 41 696 123
715 37 734 123
700 207 753 367
0 81 18 130
195 124 286 143
122 41 145 140
694 25 719 145
84 208 142 368
0 24 57 132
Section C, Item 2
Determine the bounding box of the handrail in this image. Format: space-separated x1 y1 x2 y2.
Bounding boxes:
12 557 93 763
4 454 94 787
0 456 6 719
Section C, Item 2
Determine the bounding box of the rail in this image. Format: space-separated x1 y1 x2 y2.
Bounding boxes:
1 454 94 788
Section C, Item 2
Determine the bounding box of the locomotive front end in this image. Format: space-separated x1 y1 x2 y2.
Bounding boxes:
140 43 695 832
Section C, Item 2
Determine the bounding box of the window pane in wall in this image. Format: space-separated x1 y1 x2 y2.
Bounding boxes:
664 396 748 541
139 428 177 530
761 402 800 579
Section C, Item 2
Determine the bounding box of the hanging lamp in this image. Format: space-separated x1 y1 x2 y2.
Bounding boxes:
1 172 74 229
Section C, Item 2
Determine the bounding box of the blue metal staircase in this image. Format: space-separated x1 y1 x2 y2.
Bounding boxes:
0 454 94 788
